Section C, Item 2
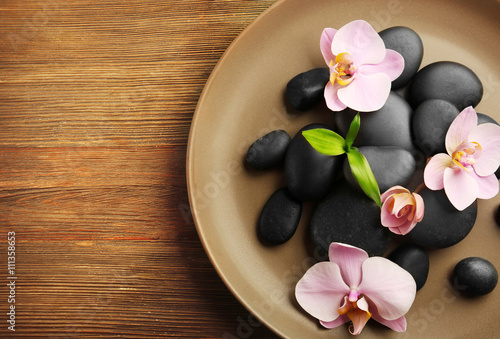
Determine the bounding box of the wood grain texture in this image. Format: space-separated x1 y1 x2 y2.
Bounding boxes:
0 1 279 337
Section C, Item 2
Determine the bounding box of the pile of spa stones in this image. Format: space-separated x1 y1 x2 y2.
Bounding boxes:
245 26 498 294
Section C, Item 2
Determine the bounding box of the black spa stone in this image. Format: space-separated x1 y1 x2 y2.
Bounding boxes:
379 26 423 89
409 61 483 110
388 243 429 291
246 130 291 170
286 67 330 111
343 146 416 193
258 187 302 245
453 257 498 296
333 92 414 151
409 187 477 248
477 113 499 126
309 180 393 259
284 123 343 201
412 99 459 156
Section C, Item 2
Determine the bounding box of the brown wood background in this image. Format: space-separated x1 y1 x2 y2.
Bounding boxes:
0 0 280 337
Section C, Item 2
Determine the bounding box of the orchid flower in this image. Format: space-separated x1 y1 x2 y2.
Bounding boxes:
295 242 416 335
320 20 404 112
424 106 500 211
381 186 424 235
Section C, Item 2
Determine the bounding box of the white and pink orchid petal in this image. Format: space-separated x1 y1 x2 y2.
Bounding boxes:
324 81 347 111
381 199 407 228
413 193 425 222
358 49 405 81
470 171 499 200
445 106 478 155
320 314 350 329
320 28 337 65
295 262 350 322
337 72 391 112
443 166 479 211
372 312 407 332
380 186 408 203
469 123 500 176
328 242 368 289
424 153 454 190
357 257 416 321
391 193 414 217
331 20 386 66
388 226 405 235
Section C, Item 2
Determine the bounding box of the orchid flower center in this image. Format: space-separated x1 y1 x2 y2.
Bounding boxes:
451 141 482 171
329 52 357 86
388 193 415 219
338 292 372 335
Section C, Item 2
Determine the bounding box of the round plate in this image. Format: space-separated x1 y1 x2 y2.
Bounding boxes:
187 0 500 337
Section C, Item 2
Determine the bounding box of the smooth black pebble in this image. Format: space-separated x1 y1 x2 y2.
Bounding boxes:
453 257 498 296
379 26 423 89
412 99 459 156
409 187 477 248
284 124 343 201
286 68 330 111
334 92 414 151
309 180 392 258
477 112 499 126
343 146 416 193
258 187 302 245
246 130 291 170
388 243 429 290
409 61 483 110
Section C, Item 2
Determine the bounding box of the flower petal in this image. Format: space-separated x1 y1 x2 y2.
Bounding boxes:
413 192 425 222
331 20 385 65
443 166 479 211
380 186 408 203
328 242 368 289
470 171 499 200
357 257 416 321
320 28 337 65
424 153 454 190
381 198 407 228
324 81 347 111
469 123 500 176
320 314 350 329
337 72 391 112
445 106 478 155
370 306 407 332
295 262 350 322
347 297 372 335
359 49 405 81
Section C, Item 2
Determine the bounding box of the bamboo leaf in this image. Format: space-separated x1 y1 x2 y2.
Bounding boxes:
302 129 347 156
345 112 360 150
347 149 381 207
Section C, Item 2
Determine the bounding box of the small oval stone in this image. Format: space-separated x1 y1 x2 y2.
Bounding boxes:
286 68 330 111
453 257 498 296
388 243 429 290
412 99 459 156
284 124 343 201
409 187 477 248
343 146 416 193
309 180 393 259
258 187 302 245
246 130 291 170
409 61 483 110
334 92 414 151
379 26 423 89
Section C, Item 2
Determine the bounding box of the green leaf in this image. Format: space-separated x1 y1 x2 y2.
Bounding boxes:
302 129 347 156
347 149 381 207
345 112 360 150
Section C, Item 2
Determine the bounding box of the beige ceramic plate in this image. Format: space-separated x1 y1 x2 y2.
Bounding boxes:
187 0 500 337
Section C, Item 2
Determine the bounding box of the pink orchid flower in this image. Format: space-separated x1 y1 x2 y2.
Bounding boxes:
424 106 500 211
320 20 404 112
295 242 416 335
381 186 424 235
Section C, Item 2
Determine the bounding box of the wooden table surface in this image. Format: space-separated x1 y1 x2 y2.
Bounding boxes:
0 1 280 337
